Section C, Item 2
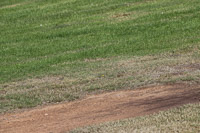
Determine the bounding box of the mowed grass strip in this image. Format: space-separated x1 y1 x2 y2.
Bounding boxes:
1 0 200 83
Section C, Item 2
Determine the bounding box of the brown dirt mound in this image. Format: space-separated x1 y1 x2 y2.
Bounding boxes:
0 83 200 133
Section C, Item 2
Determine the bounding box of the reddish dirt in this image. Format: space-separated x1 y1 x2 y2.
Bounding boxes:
0 83 200 133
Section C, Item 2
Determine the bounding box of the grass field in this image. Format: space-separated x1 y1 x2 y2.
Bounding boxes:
0 0 200 132
0 0 200 124
1 0 200 83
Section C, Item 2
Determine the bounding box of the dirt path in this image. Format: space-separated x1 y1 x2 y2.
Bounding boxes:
0 83 200 133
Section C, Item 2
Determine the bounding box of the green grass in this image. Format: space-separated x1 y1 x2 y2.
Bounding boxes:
70 103 200 133
1 0 200 83
0 0 200 112
1 1 200 132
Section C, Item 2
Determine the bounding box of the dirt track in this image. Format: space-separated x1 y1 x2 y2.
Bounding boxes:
0 83 200 133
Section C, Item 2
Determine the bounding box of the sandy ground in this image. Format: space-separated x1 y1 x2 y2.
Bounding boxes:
0 83 199 133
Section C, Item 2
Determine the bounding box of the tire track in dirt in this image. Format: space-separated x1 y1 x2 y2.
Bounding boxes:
0 83 199 133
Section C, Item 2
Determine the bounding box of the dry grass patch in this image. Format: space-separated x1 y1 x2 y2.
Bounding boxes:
0 51 199 113
71 103 200 133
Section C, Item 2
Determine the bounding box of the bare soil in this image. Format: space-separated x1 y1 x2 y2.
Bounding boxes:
0 83 199 133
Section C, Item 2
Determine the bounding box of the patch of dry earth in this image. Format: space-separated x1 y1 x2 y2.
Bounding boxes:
0 83 199 133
